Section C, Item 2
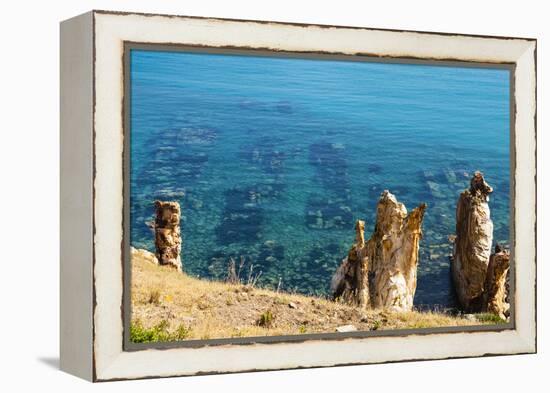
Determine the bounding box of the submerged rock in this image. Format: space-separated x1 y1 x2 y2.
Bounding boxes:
426 180 445 199
305 197 353 230
331 220 370 308
216 186 264 245
483 244 510 320
239 137 287 175
367 191 426 312
452 172 493 312
309 141 351 201
443 168 458 184
154 201 183 272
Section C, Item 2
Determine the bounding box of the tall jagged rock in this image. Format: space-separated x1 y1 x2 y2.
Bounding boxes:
331 220 370 308
367 191 426 312
331 191 426 312
154 200 182 271
483 244 510 320
452 172 493 312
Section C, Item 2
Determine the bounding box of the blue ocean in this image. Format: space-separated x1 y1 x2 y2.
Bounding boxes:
130 49 510 307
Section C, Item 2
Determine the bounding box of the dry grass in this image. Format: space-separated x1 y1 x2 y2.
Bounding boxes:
131 250 491 342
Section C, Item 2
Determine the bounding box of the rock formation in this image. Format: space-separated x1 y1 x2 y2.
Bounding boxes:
331 220 370 308
130 247 158 265
452 172 494 312
332 191 426 312
483 244 510 320
366 191 426 312
154 200 183 271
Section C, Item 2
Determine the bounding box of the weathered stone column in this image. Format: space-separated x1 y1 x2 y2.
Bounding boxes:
331 220 370 308
154 201 182 271
483 244 510 320
366 191 426 312
452 171 494 312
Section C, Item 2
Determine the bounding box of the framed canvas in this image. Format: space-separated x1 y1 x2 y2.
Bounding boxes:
60 10 537 382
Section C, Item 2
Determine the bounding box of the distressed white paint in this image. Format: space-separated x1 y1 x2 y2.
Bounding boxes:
60 11 94 381
89 11 536 381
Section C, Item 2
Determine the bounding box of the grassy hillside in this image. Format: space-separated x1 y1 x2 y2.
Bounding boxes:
131 249 500 343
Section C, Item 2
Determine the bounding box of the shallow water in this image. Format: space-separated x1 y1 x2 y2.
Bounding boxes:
130 50 510 307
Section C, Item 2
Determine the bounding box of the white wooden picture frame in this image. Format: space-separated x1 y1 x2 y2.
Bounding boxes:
60 10 536 381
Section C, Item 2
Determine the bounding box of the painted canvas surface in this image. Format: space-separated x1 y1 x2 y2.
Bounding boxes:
128 48 511 343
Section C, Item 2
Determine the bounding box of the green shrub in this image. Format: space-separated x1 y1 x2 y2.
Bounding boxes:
476 313 507 324
174 324 191 340
130 320 191 343
257 310 274 328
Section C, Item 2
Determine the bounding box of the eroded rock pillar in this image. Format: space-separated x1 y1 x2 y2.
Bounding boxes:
483 244 510 320
154 200 182 271
452 171 493 312
331 220 370 308
367 191 426 312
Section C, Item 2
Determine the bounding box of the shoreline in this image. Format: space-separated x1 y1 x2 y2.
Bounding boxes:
130 247 503 343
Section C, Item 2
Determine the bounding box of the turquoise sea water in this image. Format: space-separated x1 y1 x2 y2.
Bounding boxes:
130 49 510 307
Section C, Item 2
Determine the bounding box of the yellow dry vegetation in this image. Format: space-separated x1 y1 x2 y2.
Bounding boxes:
131 251 491 342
